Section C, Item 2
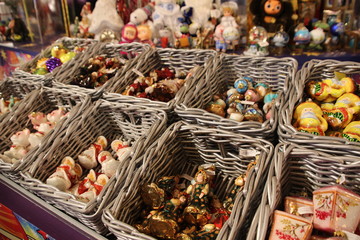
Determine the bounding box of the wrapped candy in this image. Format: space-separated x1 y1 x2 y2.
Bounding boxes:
71 55 126 88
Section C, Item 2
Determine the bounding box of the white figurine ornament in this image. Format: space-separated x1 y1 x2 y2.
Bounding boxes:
181 0 220 35
88 0 124 40
78 136 107 170
152 0 183 38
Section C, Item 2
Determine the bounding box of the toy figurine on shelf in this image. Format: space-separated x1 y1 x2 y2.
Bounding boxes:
308 27 326 51
249 0 294 35
5 18 30 42
180 0 220 35
271 25 289 55
120 23 138 44
152 0 183 40
292 23 311 55
243 26 269 56
137 24 154 47
77 2 94 38
214 24 227 52
88 0 124 40
325 22 345 52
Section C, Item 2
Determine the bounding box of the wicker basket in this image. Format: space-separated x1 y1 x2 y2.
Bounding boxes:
0 77 43 122
19 99 167 234
12 37 96 80
246 143 360 240
52 42 152 96
0 85 87 182
278 59 360 154
103 48 217 121
102 121 274 240
175 54 298 141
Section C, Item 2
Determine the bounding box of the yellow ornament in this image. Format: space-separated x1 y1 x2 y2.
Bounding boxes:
36 57 49 69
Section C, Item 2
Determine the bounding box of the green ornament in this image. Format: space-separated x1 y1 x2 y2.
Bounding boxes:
34 67 49 75
60 51 76 63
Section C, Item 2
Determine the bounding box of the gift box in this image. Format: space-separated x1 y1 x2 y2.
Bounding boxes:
247 143 360 240
175 54 298 141
102 121 273 240
278 59 360 154
0 84 87 182
13 37 96 81
19 98 167 234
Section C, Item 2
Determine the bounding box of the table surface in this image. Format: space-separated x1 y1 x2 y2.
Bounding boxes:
0 174 109 240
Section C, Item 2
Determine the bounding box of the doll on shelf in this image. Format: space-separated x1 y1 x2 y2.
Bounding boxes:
219 2 239 29
137 24 154 47
120 23 138 44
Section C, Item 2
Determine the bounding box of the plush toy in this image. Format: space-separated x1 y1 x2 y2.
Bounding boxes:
130 5 154 26
250 0 294 34
181 0 220 35
88 0 124 40
152 0 183 39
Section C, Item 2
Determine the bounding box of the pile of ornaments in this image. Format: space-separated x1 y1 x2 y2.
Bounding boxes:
269 184 360 240
122 67 195 102
205 77 278 122
46 136 132 203
0 95 20 115
0 108 68 164
31 45 84 75
292 72 360 142
71 55 126 89
134 164 246 240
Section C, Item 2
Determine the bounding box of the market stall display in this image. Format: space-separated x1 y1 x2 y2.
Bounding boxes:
102 121 273 240
175 54 297 140
278 59 360 154
12 37 96 81
0 85 87 182
19 98 167 234
247 143 360 240
104 47 217 121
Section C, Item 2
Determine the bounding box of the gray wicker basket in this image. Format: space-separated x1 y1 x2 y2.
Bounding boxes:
12 37 96 81
0 85 87 182
175 54 298 141
278 59 360 154
246 143 360 240
0 77 43 122
19 98 167 234
102 121 273 240
52 42 152 96
103 48 217 121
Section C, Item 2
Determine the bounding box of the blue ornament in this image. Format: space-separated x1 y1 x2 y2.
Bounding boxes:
330 22 345 37
294 28 311 44
234 79 248 93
